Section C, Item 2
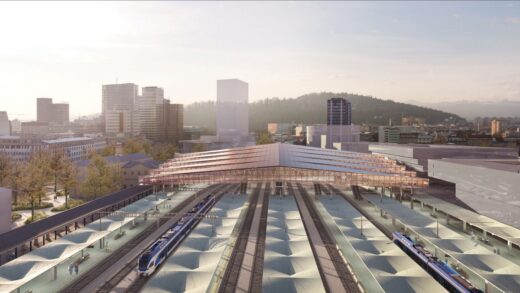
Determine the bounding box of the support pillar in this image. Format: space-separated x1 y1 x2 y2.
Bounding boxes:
446 215 450 225
53 266 58 281
463 221 467 232
508 241 512 251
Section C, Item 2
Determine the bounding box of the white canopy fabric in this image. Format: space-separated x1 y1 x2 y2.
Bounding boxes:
0 193 169 292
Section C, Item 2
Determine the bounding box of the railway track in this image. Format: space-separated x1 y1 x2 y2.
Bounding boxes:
327 184 393 238
108 184 237 293
218 183 263 293
249 182 270 292
292 183 361 293
59 184 227 293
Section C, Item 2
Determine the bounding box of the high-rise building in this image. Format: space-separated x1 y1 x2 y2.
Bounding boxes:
0 112 10 136
491 119 502 137
216 79 249 137
136 86 164 140
327 97 351 125
102 83 138 136
156 99 183 144
36 98 69 124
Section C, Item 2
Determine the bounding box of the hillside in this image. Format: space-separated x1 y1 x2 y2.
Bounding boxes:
184 92 464 132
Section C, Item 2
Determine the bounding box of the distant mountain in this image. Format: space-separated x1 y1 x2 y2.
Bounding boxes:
184 92 464 132
408 100 520 119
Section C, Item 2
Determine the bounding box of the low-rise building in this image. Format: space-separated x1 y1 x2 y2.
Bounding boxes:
306 124 360 149
429 158 520 229
75 153 158 189
0 136 106 162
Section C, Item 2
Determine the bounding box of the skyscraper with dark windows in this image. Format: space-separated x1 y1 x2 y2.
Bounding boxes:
327 97 351 125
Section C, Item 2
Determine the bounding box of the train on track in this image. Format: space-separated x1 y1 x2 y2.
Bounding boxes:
393 232 483 293
137 194 216 276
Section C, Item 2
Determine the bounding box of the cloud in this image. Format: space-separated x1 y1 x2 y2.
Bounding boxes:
505 17 520 25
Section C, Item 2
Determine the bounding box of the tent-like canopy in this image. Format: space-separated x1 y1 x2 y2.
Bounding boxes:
141 143 427 188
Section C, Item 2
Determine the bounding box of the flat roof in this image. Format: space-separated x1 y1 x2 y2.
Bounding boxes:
42 137 93 144
435 158 520 173
413 194 520 247
0 186 151 253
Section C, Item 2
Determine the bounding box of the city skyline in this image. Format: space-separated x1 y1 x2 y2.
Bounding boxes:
1 1 519 120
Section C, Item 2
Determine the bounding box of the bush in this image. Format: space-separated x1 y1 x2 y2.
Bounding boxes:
13 202 53 211
51 199 84 212
12 212 21 221
25 212 48 224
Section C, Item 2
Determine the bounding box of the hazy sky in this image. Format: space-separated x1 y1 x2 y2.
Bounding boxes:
1 1 519 120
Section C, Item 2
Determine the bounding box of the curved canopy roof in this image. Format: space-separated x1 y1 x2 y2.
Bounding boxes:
141 143 427 188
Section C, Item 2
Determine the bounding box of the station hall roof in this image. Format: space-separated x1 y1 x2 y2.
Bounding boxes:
141 143 427 188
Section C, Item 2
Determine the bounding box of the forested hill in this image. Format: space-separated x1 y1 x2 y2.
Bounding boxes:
184 92 464 132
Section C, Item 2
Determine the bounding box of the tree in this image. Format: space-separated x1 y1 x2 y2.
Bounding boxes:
58 156 77 209
192 144 206 152
99 145 116 157
123 138 150 154
49 151 65 196
7 162 25 205
81 155 123 199
256 132 273 145
150 143 177 162
27 151 51 206
0 153 12 186
23 154 49 220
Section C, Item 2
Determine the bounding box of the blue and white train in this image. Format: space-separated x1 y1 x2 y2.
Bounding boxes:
393 232 483 293
137 195 216 276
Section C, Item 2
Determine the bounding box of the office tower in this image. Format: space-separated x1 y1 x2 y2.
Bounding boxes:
0 112 10 136
327 97 352 125
36 98 69 124
102 83 138 136
491 119 502 137
37 98 53 123
53 103 69 124
216 79 249 137
157 99 183 144
137 87 164 140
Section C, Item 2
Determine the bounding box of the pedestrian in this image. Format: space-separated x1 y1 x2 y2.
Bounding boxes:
68 264 73 275
74 265 79 275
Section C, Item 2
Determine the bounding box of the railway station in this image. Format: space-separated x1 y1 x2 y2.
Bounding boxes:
1 143 519 293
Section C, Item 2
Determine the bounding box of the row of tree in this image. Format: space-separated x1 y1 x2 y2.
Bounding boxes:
0 151 123 222
0 151 77 220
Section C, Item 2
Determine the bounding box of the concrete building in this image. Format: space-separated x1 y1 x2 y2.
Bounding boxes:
0 136 106 162
102 83 138 136
327 97 351 125
156 99 183 144
369 143 518 173
491 119 502 137
36 98 69 124
180 79 253 152
0 112 10 136
429 158 520 229
136 87 164 140
216 79 248 138
21 122 50 136
10 119 21 134
306 124 360 149
0 188 11 235
378 125 432 144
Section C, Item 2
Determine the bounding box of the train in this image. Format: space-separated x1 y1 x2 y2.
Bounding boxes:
137 194 216 276
392 232 483 293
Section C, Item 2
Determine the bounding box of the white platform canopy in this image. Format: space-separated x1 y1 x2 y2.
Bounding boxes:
0 194 168 293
